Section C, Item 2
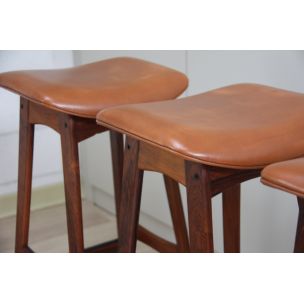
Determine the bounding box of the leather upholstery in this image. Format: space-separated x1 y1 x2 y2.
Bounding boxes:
261 158 304 197
0 57 188 118
97 83 304 169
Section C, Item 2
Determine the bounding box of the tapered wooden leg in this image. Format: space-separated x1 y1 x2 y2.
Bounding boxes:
15 98 34 253
109 131 124 224
294 197 304 253
60 115 84 253
222 184 241 253
185 161 213 253
163 175 190 252
118 137 143 253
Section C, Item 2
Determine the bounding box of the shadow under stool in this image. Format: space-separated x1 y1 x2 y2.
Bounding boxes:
262 158 304 252
97 83 304 252
0 57 189 253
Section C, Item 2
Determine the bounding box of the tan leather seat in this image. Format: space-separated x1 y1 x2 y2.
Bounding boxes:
261 158 304 197
0 57 188 118
97 83 304 169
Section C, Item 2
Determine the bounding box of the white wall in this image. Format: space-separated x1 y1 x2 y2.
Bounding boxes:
74 51 187 242
0 51 74 195
1 50 301 252
187 51 304 252
75 50 304 252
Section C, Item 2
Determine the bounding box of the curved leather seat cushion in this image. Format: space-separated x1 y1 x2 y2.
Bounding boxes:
97 83 304 169
261 158 304 197
0 57 188 118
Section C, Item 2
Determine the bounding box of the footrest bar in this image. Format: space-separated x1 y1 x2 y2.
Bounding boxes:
18 246 34 253
138 225 178 252
17 230 177 253
84 239 119 253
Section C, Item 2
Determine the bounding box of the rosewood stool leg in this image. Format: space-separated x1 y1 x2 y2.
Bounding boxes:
222 184 241 253
163 175 190 252
60 115 84 253
15 98 34 253
109 131 124 224
294 197 304 253
118 137 143 253
185 161 214 253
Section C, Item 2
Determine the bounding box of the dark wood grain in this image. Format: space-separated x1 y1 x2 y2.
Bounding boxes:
294 197 304 253
60 114 85 253
22 246 34 253
122 141 262 252
211 170 260 196
139 141 185 185
15 98 35 253
222 184 241 253
137 226 177 252
163 175 190 252
185 161 214 253
74 116 107 143
118 136 143 252
84 239 118 253
110 130 124 224
16 100 196 253
29 101 106 139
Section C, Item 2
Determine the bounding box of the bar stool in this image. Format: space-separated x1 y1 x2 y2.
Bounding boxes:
261 158 304 252
0 57 189 253
97 83 304 252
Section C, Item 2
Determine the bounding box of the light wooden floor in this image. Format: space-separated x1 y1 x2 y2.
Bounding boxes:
0 202 155 253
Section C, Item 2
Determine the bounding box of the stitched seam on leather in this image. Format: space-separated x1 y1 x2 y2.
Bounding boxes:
0 84 99 119
261 177 304 198
0 85 188 120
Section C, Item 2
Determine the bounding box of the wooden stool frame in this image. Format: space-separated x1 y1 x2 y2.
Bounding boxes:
119 136 261 253
16 97 190 253
293 197 304 253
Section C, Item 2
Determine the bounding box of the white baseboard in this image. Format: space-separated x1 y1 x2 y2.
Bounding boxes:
0 183 65 219
0 181 177 244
